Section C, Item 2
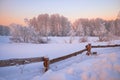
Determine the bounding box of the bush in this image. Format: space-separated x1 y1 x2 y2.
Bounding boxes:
10 24 48 44
98 32 119 42
80 36 88 42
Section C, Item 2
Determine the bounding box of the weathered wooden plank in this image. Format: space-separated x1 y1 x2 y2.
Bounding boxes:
92 44 120 48
0 57 44 67
49 49 87 64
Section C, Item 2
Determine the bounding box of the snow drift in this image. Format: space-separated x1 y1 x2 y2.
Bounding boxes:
38 53 120 80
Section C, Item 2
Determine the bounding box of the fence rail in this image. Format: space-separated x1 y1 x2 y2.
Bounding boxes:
0 44 120 67
0 57 44 67
92 44 120 48
49 49 86 64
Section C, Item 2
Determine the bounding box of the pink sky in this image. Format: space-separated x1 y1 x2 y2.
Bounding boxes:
0 0 119 26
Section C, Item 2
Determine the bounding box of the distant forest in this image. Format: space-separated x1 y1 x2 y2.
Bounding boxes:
0 25 10 36
0 13 120 43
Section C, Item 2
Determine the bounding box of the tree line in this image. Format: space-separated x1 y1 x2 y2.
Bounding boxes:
0 13 120 43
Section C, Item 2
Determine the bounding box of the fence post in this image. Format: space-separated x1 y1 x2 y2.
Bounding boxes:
86 43 91 56
43 56 49 72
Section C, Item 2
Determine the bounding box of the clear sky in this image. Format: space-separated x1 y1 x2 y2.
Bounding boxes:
0 0 120 26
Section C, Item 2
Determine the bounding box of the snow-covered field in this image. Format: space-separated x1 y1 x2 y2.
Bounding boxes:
0 36 120 80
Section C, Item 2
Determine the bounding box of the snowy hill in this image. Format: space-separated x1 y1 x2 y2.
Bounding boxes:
0 36 120 80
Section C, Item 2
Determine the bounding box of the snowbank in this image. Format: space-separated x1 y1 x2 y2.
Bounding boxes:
38 53 120 80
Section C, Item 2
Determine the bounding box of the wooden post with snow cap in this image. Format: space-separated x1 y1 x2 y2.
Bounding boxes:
43 56 49 72
86 43 91 56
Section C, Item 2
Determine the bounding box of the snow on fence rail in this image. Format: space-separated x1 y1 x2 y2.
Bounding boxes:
0 44 120 68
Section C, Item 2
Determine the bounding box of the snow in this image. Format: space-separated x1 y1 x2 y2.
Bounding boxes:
0 43 86 60
48 36 99 44
39 53 120 80
0 36 10 43
0 36 120 80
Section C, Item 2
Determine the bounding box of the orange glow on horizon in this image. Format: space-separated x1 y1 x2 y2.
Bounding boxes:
0 14 26 26
0 0 119 26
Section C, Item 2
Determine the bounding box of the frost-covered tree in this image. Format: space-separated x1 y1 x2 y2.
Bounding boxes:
59 16 71 36
49 14 60 36
92 18 107 36
37 14 49 36
73 19 84 36
114 19 120 36
10 24 30 42
29 14 71 36
10 23 47 43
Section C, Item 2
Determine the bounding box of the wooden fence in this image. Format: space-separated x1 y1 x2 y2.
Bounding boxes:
0 44 120 67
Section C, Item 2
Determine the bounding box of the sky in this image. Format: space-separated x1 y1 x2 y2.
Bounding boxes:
0 0 120 26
